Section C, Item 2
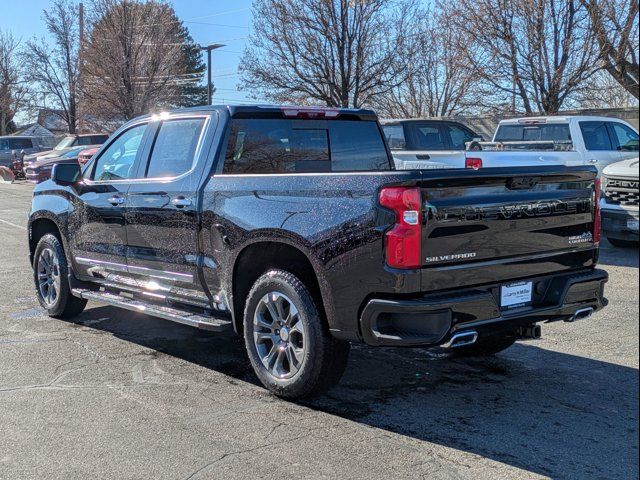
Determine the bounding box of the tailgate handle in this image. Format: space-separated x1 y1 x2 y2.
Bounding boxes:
507 177 541 190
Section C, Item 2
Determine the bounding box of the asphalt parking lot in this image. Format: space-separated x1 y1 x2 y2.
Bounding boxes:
0 181 638 480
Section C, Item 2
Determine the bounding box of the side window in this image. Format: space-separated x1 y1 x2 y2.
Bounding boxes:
448 125 474 150
8 138 33 149
223 119 330 174
579 121 613 151
76 136 94 146
145 118 206 178
382 125 406 150
90 135 108 145
408 125 448 150
609 123 639 152
91 124 146 181
329 121 390 171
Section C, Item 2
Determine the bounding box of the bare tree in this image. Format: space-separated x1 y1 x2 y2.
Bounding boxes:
82 0 190 121
576 69 639 108
240 0 420 108
374 3 480 118
451 0 598 114
0 30 29 134
23 0 81 133
580 0 639 99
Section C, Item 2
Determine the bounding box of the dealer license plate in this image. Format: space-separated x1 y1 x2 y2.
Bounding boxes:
501 281 533 309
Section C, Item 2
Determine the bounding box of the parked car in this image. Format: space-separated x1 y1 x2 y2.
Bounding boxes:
23 133 109 164
77 146 99 165
28 105 607 399
0 135 57 167
600 157 639 247
385 115 639 173
381 119 482 169
25 145 97 183
479 116 639 173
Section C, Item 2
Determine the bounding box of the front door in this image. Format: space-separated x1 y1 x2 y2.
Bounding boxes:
578 120 625 175
68 122 150 281
124 114 214 307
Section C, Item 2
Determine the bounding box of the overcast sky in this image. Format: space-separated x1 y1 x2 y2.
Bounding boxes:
3 0 261 111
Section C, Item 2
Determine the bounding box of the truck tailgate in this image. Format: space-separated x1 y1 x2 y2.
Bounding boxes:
420 166 598 291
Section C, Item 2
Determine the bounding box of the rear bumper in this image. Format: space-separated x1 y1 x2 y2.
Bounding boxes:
601 204 639 241
359 268 608 347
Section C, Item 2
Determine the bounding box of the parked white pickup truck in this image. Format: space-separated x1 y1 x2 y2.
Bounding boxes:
384 116 639 173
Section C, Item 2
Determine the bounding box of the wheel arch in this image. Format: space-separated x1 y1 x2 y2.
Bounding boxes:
230 239 331 335
28 215 63 265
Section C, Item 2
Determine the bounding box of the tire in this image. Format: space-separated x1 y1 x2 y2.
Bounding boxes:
452 333 516 357
243 269 350 399
607 237 639 249
33 233 87 319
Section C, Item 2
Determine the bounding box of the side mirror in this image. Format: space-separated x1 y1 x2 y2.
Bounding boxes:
51 163 81 186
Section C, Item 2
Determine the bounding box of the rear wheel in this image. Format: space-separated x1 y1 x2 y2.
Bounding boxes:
452 334 516 357
33 234 87 319
607 237 639 248
243 270 350 399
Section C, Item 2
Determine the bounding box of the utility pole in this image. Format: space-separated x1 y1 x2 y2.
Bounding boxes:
200 44 226 105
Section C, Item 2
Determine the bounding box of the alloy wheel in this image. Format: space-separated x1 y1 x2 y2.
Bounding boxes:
253 291 306 379
37 247 61 307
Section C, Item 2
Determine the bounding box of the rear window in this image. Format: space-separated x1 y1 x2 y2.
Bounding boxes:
382 125 407 149
8 138 33 150
495 124 571 142
145 118 206 178
222 118 390 174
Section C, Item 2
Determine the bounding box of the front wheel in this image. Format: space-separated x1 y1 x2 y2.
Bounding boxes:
243 270 350 399
33 233 87 319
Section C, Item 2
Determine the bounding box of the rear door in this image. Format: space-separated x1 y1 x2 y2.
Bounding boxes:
404 122 466 168
124 113 216 307
69 122 151 280
420 167 597 291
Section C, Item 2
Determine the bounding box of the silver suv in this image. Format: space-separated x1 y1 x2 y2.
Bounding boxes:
0 136 58 167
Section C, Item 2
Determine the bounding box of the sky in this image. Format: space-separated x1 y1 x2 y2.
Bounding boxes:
1 0 263 115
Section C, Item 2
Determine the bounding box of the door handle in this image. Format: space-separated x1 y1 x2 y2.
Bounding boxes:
107 195 125 205
171 196 192 208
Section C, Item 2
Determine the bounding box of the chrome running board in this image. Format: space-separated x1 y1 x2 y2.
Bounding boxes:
72 288 232 332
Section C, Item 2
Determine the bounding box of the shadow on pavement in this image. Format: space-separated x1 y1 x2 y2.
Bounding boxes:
62 305 639 479
598 243 639 268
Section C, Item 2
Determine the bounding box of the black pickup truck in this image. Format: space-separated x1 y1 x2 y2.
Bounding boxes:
28 105 608 398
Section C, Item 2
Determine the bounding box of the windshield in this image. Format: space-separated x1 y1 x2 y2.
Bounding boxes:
495 124 571 142
54 136 76 150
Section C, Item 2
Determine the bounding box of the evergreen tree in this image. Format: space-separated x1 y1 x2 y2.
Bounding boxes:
176 25 209 107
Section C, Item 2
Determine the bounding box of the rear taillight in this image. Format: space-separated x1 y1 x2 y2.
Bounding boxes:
465 157 483 170
379 187 422 269
593 178 601 245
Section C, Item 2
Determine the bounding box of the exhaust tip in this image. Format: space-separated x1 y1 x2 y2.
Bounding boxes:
444 330 478 349
566 307 594 322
